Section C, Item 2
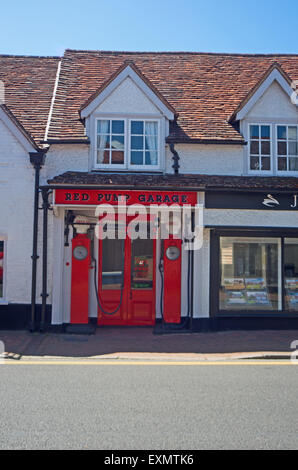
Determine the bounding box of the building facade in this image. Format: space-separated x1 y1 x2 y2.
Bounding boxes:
0 50 298 330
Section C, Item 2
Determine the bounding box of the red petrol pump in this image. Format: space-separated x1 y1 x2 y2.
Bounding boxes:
70 233 91 324
160 238 182 324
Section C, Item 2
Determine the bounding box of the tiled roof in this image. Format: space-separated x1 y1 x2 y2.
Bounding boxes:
47 171 298 191
0 55 60 145
47 50 298 143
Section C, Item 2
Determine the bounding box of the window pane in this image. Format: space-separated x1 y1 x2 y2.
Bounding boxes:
111 135 124 150
250 156 259 170
289 142 298 156
278 141 287 155
289 157 298 171
131 136 143 150
111 151 124 164
145 151 158 165
131 151 143 165
112 120 124 134
261 157 270 170
145 135 158 150
131 121 144 135
145 121 158 135
97 149 110 164
288 126 297 141
97 120 110 134
0 241 3 298
277 126 287 140
250 125 259 139
219 237 281 311
250 141 259 154
284 239 298 311
102 239 124 290
278 157 287 171
97 134 110 149
261 141 270 155
261 125 270 139
131 237 153 289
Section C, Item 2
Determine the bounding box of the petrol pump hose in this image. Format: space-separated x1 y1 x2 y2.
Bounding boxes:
91 239 125 316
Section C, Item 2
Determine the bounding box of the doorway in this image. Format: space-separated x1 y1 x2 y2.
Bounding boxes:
97 221 156 325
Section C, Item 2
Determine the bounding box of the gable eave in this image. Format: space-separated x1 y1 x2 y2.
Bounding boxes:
0 105 39 152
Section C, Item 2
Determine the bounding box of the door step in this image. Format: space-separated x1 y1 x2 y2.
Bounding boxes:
64 324 96 335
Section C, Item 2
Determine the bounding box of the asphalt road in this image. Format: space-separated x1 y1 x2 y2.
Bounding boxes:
0 361 297 450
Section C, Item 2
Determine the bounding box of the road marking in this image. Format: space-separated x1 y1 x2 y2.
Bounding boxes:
2 360 296 366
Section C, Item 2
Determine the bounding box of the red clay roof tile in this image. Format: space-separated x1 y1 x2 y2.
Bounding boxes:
47 50 298 143
0 55 60 145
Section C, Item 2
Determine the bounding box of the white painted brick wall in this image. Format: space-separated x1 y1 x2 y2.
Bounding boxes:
166 144 244 175
0 119 37 303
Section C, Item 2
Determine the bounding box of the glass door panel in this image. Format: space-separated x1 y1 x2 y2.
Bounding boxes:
102 238 124 290
131 238 154 290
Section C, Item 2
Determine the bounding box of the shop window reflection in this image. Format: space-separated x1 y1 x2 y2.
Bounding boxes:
0 241 3 298
220 237 282 311
284 238 298 311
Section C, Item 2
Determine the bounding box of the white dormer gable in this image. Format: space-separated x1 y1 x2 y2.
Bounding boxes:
92 76 161 115
80 63 175 120
235 66 297 121
246 80 298 120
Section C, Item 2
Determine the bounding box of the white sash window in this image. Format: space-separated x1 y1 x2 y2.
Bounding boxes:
95 118 160 170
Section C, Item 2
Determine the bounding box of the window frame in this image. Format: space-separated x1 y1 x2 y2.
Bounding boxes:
247 123 273 175
94 117 161 171
275 123 298 176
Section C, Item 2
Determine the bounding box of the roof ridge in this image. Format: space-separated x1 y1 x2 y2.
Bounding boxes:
64 48 298 57
0 53 60 59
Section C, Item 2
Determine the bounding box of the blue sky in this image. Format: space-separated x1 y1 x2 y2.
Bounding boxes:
0 0 297 56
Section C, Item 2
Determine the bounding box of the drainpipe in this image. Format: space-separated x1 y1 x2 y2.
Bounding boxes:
29 152 46 332
40 188 51 332
169 143 180 174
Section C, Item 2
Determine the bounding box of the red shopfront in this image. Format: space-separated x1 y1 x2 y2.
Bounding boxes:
54 189 197 327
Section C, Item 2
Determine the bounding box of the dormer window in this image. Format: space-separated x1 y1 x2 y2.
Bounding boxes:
247 123 298 175
95 118 160 170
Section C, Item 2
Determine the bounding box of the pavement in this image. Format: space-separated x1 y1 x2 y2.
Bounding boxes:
1 327 298 361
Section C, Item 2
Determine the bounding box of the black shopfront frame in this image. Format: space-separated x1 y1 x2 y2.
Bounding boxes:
210 227 298 318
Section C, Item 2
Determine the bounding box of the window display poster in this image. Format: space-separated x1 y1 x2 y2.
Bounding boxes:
226 290 246 305
223 278 245 290
285 278 298 307
245 278 266 290
285 278 298 291
246 291 270 305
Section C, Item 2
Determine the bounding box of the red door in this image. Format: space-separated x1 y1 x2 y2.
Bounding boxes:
97 219 156 326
